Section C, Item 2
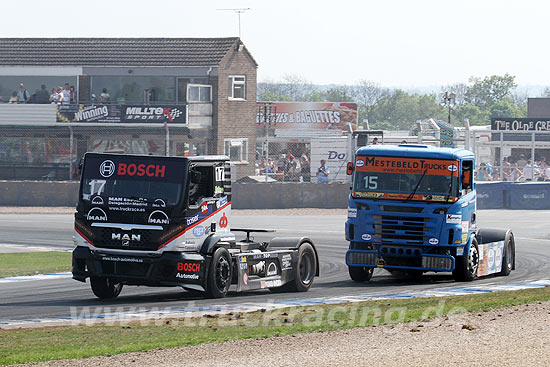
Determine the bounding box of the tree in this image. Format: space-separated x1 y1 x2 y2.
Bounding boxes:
453 104 491 126
353 80 389 126
440 83 468 106
323 85 356 102
490 98 527 119
464 74 517 109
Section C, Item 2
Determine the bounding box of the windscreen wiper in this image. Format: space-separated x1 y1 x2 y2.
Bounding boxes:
407 168 428 200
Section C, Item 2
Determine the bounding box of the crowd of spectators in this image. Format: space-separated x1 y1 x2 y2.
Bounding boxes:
477 154 550 182
1 82 78 104
256 152 312 182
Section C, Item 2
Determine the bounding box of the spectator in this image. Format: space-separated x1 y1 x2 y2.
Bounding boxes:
61 83 71 104
17 83 30 103
316 159 330 183
70 85 77 103
55 86 64 104
543 160 550 181
372 137 379 145
300 154 311 182
100 88 111 103
36 84 50 104
49 88 57 104
516 154 527 169
502 156 513 181
8 91 19 104
477 163 492 181
522 159 534 181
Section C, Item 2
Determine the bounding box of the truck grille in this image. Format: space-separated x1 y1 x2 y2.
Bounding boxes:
373 215 428 245
422 256 453 270
347 251 377 266
94 228 159 251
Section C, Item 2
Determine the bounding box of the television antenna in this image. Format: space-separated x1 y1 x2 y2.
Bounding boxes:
217 8 251 38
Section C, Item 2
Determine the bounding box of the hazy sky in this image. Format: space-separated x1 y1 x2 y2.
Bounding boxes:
2 0 547 87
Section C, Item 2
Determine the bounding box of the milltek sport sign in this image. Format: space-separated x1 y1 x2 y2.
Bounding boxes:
57 104 187 124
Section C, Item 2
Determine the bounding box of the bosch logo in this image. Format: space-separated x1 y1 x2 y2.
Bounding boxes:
448 164 458 172
99 160 116 177
118 163 166 178
355 159 364 167
177 262 201 272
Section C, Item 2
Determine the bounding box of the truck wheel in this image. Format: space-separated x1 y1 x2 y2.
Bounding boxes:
453 238 479 282
276 242 317 293
499 232 515 276
349 266 373 282
205 247 232 298
90 277 123 299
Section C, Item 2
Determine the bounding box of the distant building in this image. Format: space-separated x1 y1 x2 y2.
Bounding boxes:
0 38 257 180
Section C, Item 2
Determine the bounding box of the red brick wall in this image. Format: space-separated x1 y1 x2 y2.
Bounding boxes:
216 43 258 178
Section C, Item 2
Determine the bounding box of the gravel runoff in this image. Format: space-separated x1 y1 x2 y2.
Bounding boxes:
19 301 550 367
0 207 347 216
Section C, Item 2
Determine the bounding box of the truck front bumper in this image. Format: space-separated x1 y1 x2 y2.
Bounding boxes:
72 246 208 290
346 249 455 272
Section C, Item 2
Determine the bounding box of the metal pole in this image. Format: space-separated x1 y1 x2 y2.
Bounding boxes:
264 103 269 182
500 132 504 181
165 123 170 156
531 131 536 166
69 126 74 180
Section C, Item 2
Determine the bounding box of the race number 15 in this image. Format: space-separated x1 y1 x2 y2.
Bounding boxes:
363 176 378 189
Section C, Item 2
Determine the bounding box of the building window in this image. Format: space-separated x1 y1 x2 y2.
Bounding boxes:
187 84 212 102
224 138 248 163
228 76 246 100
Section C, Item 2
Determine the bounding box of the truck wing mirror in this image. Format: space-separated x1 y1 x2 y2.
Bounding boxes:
346 162 354 175
190 170 202 184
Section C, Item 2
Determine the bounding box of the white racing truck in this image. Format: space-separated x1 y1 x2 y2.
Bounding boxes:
72 153 319 298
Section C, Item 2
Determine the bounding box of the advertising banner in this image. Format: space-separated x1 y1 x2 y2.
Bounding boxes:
256 102 357 131
491 118 550 131
355 156 460 177
57 104 187 124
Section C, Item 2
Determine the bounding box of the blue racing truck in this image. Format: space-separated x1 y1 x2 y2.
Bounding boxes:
345 144 515 282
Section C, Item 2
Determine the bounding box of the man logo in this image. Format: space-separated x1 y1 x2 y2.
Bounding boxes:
100 160 116 177
87 207 107 221
122 240 130 246
153 199 166 208
266 262 278 276
148 210 169 225
91 196 104 205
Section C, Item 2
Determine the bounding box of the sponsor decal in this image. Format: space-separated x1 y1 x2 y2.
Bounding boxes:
266 262 278 276
153 199 166 207
91 196 104 205
348 208 357 218
176 273 199 280
117 163 165 178
186 214 199 226
201 202 209 215
177 262 201 272
446 214 461 224
282 254 292 270
86 207 107 221
219 213 228 228
193 226 205 237
99 160 116 177
125 106 184 122
240 256 247 263
523 193 545 199
429 238 439 245
243 273 249 285
328 151 346 160
148 210 169 225
361 233 372 241
456 247 464 256
264 279 282 288
214 186 224 195
252 253 276 260
353 191 384 198
461 233 468 244
447 164 458 172
101 256 143 263
216 196 228 209
112 233 141 241
355 159 364 167
355 156 460 177
461 221 469 233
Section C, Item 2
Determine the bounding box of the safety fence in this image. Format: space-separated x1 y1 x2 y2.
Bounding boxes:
0 125 202 181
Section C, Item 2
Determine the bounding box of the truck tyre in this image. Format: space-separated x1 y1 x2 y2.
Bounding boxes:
90 277 123 299
453 238 479 282
349 266 374 282
205 247 232 298
499 232 515 276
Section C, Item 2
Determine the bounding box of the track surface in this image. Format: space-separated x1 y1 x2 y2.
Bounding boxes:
1 210 549 324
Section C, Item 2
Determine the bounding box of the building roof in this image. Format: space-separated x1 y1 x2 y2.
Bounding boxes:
0 38 246 67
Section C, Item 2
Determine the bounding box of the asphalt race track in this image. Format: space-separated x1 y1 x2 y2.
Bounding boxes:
1 210 549 326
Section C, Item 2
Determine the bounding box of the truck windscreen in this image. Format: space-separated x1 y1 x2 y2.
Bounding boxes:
80 154 186 207
353 156 459 202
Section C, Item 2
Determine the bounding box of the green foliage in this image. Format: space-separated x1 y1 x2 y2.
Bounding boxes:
257 73 526 130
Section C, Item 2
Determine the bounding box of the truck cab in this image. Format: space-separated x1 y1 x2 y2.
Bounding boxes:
72 153 318 298
345 144 514 282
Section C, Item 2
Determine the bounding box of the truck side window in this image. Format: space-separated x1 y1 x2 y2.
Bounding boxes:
189 166 214 207
462 161 473 195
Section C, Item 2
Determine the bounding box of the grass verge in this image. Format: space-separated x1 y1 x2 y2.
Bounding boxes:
1 286 549 365
0 252 71 278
